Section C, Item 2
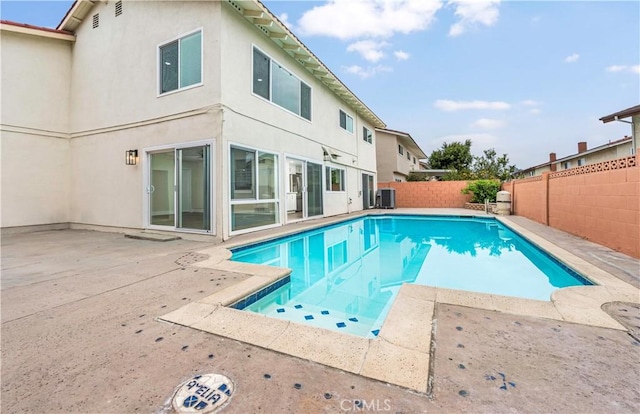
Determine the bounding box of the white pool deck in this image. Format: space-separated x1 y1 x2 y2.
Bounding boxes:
159 209 639 392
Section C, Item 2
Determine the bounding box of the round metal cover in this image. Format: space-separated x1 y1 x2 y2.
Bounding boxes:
172 374 234 413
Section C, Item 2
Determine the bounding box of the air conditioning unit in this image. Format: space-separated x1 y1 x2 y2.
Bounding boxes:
377 188 396 209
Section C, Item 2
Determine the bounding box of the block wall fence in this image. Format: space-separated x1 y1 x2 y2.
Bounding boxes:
503 155 639 258
377 181 472 208
378 154 638 258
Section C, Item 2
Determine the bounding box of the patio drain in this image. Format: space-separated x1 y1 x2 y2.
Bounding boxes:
171 374 234 413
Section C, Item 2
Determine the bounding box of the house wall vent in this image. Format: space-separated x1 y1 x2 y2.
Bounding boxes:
115 1 123 17
92 13 99 28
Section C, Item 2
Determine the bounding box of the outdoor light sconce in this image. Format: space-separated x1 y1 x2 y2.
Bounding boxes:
125 149 138 166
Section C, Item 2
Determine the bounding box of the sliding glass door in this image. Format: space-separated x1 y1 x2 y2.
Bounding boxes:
286 157 323 222
148 144 211 232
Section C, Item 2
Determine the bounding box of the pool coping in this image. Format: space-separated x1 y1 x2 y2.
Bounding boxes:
158 211 639 393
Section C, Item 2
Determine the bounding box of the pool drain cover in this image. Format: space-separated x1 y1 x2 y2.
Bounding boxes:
172 374 234 413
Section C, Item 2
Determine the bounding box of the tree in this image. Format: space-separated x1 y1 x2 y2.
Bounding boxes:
428 139 473 172
472 149 516 182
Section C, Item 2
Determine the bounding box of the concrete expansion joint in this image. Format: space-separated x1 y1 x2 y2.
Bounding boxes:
355 337 373 375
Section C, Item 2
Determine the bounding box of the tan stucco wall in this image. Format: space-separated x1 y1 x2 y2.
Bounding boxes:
69 0 222 133
1 29 72 227
1 132 71 227
375 131 420 182
375 130 400 182
69 110 222 232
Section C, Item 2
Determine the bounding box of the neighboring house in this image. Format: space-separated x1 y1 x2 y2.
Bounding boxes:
600 104 640 156
0 0 386 240
518 137 634 177
375 128 427 182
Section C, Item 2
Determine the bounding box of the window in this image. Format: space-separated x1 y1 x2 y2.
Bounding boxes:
230 146 279 232
413 156 416 164
577 158 586 166
325 167 345 191
398 145 404 155
407 151 411 160
562 161 571 169
159 30 202 94
328 240 347 272
363 127 372 144
339 110 354 133
252 47 311 120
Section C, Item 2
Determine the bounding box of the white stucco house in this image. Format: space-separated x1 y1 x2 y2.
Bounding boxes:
1 0 385 240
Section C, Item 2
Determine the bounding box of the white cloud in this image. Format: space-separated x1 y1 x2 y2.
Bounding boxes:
434 99 511 111
606 64 640 73
521 99 541 106
297 0 443 40
564 53 579 63
394 50 410 61
448 0 501 37
347 40 389 62
529 108 541 115
278 13 293 30
344 64 392 79
471 118 506 129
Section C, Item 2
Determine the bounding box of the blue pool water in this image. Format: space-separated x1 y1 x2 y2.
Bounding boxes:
230 215 592 338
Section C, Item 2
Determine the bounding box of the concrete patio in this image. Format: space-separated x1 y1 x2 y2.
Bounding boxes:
1 210 639 413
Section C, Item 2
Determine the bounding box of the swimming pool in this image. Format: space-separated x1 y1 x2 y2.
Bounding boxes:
230 215 592 338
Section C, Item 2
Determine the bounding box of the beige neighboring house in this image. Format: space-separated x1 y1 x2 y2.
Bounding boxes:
600 104 640 156
1 0 387 240
375 128 427 182
519 137 634 177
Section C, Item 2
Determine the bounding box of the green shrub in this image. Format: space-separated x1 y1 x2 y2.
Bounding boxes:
461 180 501 203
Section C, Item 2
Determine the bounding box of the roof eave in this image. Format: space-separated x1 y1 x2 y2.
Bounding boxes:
599 104 640 123
1 20 75 41
237 0 385 129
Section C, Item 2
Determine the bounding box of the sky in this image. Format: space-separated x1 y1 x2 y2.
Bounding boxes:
1 0 638 168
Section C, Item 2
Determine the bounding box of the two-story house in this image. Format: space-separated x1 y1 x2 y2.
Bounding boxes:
374 128 427 182
1 0 386 240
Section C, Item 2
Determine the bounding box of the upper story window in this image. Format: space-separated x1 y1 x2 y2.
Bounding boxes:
325 166 345 192
253 47 311 121
406 151 411 160
577 158 586 166
413 156 416 164
562 161 571 169
398 145 404 155
159 30 202 95
363 127 372 144
339 109 354 133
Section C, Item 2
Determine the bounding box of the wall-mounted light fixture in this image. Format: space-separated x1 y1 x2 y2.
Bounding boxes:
125 149 138 165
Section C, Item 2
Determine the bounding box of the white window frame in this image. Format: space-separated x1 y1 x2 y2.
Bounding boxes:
398 145 404 156
157 28 204 97
363 126 372 144
228 142 281 236
325 166 346 192
562 161 571 169
339 109 354 134
577 157 586 166
251 45 312 122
